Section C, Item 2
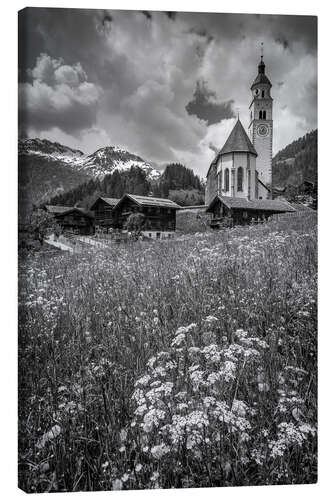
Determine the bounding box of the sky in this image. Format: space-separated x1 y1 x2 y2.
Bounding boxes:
18 8 317 177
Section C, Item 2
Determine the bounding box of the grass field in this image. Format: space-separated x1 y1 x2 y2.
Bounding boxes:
18 213 317 492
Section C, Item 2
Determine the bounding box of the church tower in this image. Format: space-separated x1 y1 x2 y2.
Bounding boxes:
249 46 273 195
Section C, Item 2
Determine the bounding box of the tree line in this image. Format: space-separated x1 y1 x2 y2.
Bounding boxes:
47 163 205 209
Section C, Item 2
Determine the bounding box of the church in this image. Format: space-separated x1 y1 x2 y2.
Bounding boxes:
205 50 295 225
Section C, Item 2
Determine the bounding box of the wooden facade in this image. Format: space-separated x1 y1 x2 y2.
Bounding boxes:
45 206 94 235
90 197 120 229
206 195 295 228
112 194 180 232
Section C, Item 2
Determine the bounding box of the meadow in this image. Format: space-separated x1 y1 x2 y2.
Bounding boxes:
18 213 317 492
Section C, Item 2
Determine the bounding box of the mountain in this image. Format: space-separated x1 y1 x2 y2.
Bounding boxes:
18 138 162 221
18 139 91 222
272 130 317 189
76 146 161 181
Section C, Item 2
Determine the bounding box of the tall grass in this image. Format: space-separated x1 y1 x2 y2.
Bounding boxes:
18 213 317 491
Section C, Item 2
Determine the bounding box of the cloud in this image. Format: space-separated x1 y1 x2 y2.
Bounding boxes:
186 80 235 124
19 53 100 136
18 9 317 175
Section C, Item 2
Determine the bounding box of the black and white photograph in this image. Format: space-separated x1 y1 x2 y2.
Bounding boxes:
17 5 318 494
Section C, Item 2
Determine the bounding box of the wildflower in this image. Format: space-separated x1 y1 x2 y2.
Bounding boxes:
112 479 123 490
121 473 129 483
151 471 160 483
120 429 127 442
135 463 143 473
151 443 170 459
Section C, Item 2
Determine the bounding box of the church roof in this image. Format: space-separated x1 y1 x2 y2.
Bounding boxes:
207 195 295 213
219 119 257 156
251 57 272 89
251 73 272 89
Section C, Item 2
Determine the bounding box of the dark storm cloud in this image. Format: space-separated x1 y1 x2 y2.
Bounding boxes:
275 36 290 50
180 12 317 53
18 8 317 174
141 11 152 20
18 8 113 84
165 12 177 21
186 80 235 125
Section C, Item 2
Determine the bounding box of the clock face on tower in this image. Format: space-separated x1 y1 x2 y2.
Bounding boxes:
257 124 269 137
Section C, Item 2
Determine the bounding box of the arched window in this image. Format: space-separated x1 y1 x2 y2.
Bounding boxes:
261 90 265 98
237 167 243 191
263 110 266 120
224 168 229 192
259 110 262 119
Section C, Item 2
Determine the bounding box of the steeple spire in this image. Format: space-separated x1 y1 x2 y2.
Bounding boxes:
258 42 265 74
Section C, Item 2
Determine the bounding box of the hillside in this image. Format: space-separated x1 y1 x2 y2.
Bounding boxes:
18 138 162 221
18 142 91 222
272 130 317 188
19 139 205 217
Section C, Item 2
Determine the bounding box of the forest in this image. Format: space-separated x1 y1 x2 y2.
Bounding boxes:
48 163 205 208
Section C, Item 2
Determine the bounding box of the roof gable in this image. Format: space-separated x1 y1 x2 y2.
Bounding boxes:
90 197 120 210
55 207 94 219
114 194 181 210
220 120 257 156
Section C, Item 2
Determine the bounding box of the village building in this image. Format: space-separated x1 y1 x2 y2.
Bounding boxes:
206 196 295 227
44 205 94 235
205 49 294 226
89 197 120 230
111 194 180 239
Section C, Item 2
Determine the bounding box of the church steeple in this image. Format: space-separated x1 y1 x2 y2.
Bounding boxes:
249 45 273 196
258 42 265 74
251 44 272 90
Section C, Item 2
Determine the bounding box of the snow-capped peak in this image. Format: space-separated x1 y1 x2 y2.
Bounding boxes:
19 139 162 182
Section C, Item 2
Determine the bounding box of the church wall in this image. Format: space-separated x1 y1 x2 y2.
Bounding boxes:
233 152 248 199
249 155 257 200
205 161 218 205
221 154 233 195
258 181 270 200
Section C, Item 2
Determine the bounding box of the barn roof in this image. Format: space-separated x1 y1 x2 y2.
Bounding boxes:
89 197 120 210
45 205 73 214
114 194 181 209
55 207 94 219
207 195 295 213
290 202 315 212
100 197 120 206
219 119 257 156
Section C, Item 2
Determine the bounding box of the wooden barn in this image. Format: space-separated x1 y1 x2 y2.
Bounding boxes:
44 205 94 235
112 194 180 238
206 196 295 228
89 197 120 230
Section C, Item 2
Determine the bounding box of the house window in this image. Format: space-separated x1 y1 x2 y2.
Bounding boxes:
156 232 161 239
237 167 243 191
224 168 230 192
243 211 248 219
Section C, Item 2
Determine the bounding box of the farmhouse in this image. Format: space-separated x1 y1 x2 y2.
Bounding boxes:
205 50 295 227
111 194 180 239
89 197 120 230
206 196 295 227
44 205 94 235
